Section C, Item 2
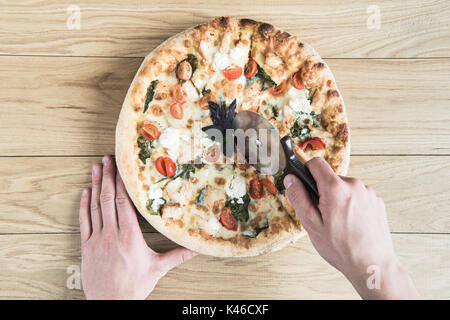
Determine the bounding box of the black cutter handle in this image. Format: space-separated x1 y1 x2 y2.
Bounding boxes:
280 136 320 206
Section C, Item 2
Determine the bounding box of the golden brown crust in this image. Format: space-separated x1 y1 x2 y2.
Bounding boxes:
116 17 349 257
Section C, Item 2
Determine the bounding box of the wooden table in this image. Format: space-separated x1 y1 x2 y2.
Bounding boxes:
0 0 449 299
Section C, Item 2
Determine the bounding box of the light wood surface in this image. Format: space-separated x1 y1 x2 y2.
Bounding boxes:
0 0 448 300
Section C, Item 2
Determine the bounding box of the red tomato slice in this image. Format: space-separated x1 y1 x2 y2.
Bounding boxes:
292 70 305 90
177 60 192 81
261 179 277 195
244 59 258 78
155 156 176 177
220 207 238 231
199 93 216 110
163 157 176 177
268 79 286 95
140 123 161 141
299 137 326 151
170 102 184 119
204 143 221 163
172 84 186 102
249 179 264 200
223 65 242 80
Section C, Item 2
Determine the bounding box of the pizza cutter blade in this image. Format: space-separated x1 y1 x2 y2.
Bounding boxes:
232 110 320 205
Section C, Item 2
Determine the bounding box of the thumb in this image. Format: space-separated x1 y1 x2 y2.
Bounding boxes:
156 247 198 276
284 174 322 228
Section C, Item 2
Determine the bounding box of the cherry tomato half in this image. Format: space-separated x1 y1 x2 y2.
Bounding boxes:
292 70 305 90
177 61 192 81
223 65 243 80
155 157 176 177
219 207 238 231
199 93 216 110
249 179 264 200
261 179 277 195
244 59 258 78
170 102 184 119
171 84 186 102
140 123 161 141
268 79 286 96
299 137 326 151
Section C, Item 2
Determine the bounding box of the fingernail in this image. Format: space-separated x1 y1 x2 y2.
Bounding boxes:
82 188 89 197
92 164 101 177
284 175 295 189
102 156 110 165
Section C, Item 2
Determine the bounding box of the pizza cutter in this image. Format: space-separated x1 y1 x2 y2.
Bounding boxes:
232 110 320 205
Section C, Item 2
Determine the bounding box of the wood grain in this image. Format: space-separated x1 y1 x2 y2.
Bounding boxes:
0 0 448 58
1 156 448 234
0 232 447 299
0 57 449 156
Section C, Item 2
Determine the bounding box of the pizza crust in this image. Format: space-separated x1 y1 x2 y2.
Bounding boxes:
116 17 349 257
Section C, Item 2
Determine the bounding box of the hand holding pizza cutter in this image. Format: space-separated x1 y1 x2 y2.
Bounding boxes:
232 110 320 206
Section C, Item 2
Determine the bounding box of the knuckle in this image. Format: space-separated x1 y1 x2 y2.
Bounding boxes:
100 192 115 204
115 195 129 207
90 200 101 211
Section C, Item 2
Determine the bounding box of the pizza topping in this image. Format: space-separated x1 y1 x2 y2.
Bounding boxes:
170 102 184 119
292 70 305 90
148 184 164 199
249 179 265 199
199 93 216 110
172 84 186 102
242 218 269 238
155 157 176 177
225 193 251 222
195 187 207 205
225 175 247 199
214 52 232 70
219 207 238 231
176 60 193 81
244 59 258 78
140 123 161 141
274 174 286 194
176 54 198 83
290 110 321 142
246 64 276 91
299 137 326 151
143 80 159 113
223 65 243 80
137 136 153 164
146 198 166 215
268 79 286 95
261 179 277 195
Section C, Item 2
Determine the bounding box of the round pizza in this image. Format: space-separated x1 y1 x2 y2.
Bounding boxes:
116 17 350 257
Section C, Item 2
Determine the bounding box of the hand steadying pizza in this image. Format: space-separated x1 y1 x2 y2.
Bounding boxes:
79 156 196 300
79 155 418 300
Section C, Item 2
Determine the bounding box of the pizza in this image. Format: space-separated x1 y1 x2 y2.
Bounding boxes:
116 17 350 257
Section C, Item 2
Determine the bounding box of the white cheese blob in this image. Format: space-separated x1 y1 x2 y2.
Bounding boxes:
148 184 163 200
229 46 248 64
207 217 222 235
214 52 231 70
288 97 312 114
225 175 247 199
151 198 165 212
183 81 199 100
236 197 244 204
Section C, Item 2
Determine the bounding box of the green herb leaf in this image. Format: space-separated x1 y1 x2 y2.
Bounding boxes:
176 54 198 84
143 80 159 113
146 198 166 215
254 65 276 91
137 136 153 164
274 174 286 194
290 120 311 142
225 193 251 222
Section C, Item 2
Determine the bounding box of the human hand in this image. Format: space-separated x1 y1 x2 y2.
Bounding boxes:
284 158 419 299
79 155 197 300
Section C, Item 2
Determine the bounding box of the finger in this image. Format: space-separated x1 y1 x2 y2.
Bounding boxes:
284 174 323 228
156 247 198 276
305 157 338 190
90 163 103 231
79 188 92 244
116 171 139 231
100 156 118 231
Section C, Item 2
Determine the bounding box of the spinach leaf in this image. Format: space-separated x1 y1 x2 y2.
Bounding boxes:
269 103 279 118
196 187 207 205
157 163 198 183
201 86 211 96
274 174 286 194
146 198 166 215
308 87 317 104
243 218 269 238
143 80 159 113
225 193 251 222
254 65 276 91
137 136 153 164
290 120 311 142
